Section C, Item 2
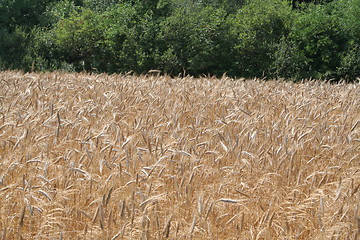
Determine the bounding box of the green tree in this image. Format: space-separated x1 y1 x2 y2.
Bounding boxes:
40 0 79 27
335 0 360 79
81 0 123 12
0 0 59 70
0 27 29 70
97 3 139 72
49 8 103 71
230 0 294 77
0 0 59 30
158 5 234 76
273 0 359 80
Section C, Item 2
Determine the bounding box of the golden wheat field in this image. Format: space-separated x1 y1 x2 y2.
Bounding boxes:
0 71 359 240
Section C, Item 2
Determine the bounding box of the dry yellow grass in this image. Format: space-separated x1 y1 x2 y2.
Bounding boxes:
0 71 359 239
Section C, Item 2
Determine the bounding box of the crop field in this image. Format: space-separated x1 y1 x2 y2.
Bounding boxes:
0 71 359 239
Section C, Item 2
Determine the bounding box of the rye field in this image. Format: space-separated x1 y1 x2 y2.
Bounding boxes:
0 71 359 239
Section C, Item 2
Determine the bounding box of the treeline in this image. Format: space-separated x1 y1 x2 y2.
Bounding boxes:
0 0 359 80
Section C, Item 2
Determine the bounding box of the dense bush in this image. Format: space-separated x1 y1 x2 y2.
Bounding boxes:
273 0 360 80
335 0 360 79
158 5 233 76
0 27 31 70
230 0 294 77
0 0 359 80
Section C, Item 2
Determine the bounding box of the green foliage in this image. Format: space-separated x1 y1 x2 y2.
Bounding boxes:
0 27 30 70
272 38 307 79
197 0 245 13
230 0 294 77
131 12 163 72
97 3 139 72
334 0 360 79
40 0 79 27
291 0 336 9
273 0 359 80
338 44 360 80
81 0 123 12
43 3 146 73
0 0 359 80
0 0 58 30
50 8 102 70
158 6 233 76
0 0 59 70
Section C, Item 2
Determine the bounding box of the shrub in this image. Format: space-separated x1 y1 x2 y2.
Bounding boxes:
81 0 123 12
273 0 360 80
158 6 233 76
230 0 294 78
49 8 103 71
35 2 156 73
0 27 30 70
335 0 360 79
96 3 139 72
40 0 79 27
